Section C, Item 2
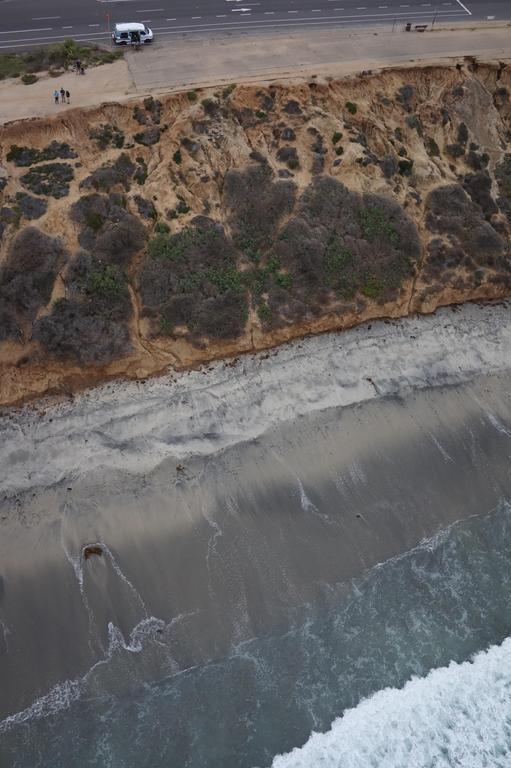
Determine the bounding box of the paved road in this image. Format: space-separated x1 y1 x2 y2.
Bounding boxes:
0 0 510 50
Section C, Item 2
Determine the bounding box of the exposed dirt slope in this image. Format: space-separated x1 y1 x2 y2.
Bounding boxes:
1 60 511 407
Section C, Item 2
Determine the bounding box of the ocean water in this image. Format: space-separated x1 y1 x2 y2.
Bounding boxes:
2 502 511 768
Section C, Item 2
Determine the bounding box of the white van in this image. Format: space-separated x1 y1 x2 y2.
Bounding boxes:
111 22 154 45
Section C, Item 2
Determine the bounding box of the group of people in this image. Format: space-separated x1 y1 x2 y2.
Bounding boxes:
53 88 71 105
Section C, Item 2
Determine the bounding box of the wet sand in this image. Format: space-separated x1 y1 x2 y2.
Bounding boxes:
1 302 511 725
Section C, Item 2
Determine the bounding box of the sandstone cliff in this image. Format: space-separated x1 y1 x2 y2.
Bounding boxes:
1 60 511 406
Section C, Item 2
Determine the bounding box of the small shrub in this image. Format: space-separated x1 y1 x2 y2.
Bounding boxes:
187 90 198 102
283 100 302 115
425 137 440 157
85 211 104 231
379 154 397 178
89 124 125 150
457 122 469 145
134 195 157 220
81 153 135 192
446 143 465 159
255 110 267 120
21 73 37 85
398 158 414 175
201 98 218 116
406 115 423 136
495 154 511 198
15 192 47 220
332 132 343 144
173 150 182 164
134 158 148 185
133 106 147 125
134 127 160 146
345 101 358 115
396 85 414 109
257 302 272 324
361 278 384 298
359 205 399 245
222 84 236 99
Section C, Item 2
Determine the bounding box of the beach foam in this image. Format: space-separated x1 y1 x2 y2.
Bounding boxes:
1 302 510 497
271 636 511 768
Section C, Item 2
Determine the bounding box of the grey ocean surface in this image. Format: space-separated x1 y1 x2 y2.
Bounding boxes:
1 303 511 767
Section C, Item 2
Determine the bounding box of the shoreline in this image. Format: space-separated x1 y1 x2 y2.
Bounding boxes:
1 300 511 721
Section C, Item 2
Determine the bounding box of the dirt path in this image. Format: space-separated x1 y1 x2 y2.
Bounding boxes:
0 58 133 125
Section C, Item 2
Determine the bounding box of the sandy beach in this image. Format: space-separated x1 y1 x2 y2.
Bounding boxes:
1 300 511 746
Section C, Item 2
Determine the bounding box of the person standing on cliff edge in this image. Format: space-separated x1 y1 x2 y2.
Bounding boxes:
53 89 59 104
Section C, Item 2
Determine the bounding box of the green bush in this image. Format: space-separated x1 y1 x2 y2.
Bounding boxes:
21 73 38 85
86 264 127 299
257 302 272 323
345 101 358 115
173 150 182 164
359 205 399 245
361 278 384 298
332 132 343 144
139 221 248 341
187 90 198 102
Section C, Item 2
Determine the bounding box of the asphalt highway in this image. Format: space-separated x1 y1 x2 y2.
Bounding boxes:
0 0 509 50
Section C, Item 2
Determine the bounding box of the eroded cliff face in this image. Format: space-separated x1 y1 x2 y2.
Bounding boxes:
1 60 511 406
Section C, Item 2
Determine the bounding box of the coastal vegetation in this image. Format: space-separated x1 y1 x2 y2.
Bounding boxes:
1 62 511 403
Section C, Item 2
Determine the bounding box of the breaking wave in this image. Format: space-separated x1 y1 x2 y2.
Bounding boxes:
272 637 511 768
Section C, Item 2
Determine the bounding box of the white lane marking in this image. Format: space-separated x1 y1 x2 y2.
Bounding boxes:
455 0 471 13
288 10 298 12
149 9 471 31
311 9 322 11
0 27 52 34
62 25 73 28
32 16 61 20
216 14 227 16
136 8 164 11
264 11 275 13
191 15 202 18
89 24 100 27
0 8 471 47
